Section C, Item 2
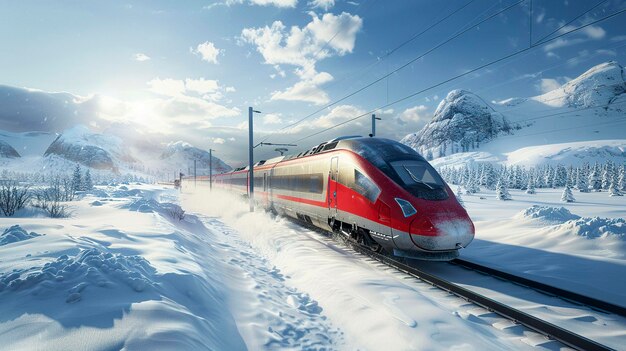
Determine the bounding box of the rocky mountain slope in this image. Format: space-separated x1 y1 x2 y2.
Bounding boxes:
401 61 626 166
43 125 134 172
401 90 516 159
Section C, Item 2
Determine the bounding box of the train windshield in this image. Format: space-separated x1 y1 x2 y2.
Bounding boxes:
390 161 444 189
389 160 448 200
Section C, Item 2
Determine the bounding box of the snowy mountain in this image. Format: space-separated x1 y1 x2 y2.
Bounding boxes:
43 125 136 172
160 141 231 175
532 61 626 109
0 140 20 159
402 61 626 167
401 89 516 158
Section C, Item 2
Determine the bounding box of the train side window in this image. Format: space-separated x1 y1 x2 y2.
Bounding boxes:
353 169 381 203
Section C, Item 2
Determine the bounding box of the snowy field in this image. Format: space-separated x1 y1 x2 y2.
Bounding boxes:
1 183 625 350
457 187 626 308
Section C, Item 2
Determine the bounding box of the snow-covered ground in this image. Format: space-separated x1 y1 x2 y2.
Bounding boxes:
456 188 626 308
1 183 625 350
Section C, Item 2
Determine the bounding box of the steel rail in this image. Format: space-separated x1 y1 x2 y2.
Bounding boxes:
452 258 626 318
349 243 614 351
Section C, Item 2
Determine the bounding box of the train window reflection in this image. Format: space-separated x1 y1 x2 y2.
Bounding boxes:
354 169 381 203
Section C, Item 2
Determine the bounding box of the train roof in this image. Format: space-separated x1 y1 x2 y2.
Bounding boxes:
228 137 425 172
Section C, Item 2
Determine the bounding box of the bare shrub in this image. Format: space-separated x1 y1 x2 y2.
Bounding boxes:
31 176 73 218
166 207 185 221
0 180 31 216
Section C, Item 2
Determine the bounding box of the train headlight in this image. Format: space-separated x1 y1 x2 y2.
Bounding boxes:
395 198 417 218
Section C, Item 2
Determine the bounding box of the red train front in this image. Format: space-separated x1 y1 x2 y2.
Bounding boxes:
201 136 474 261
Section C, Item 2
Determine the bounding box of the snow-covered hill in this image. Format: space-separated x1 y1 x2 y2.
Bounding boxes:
44 125 136 172
0 140 20 159
402 61 626 167
160 141 232 175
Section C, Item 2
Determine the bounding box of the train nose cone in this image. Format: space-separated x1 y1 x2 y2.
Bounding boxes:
409 216 474 251
432 219 474 250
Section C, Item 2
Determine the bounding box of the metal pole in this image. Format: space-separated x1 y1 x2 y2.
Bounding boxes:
371 114 381 137
248 107 254 212
209 149 213 191
194 160 197 188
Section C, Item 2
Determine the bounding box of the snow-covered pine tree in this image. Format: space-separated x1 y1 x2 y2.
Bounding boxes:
589 163 602 191
567 165 576 186
514 166 523 189
526 175 536 194
560 183 575 203
619 166 626 191
608 178 622 197
575 168 589 192
456 186 465 208
553 164 567 188
496 178 512 200
602 161 614 190
83 169 93 191
481 163 497 190
72 164 82 192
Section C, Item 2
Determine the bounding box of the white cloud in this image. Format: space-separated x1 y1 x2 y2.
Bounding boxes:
544 24 605 53
546 51 560 59
538 78 562 94
192 41 223 64
185 78 219 94
309 0 335 10
263 113 283 124
133 53 151 61
148 78 234 100
596 49 616 56
398 105 428 124
205 0 296 9
212 137 226 144
251 0 297 7
536 9 545 23
270 71 333 105
241 12 362 103
148 78 186 97
144 77 239 129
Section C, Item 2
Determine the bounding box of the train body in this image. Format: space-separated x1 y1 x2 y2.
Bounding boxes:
188 137 474 260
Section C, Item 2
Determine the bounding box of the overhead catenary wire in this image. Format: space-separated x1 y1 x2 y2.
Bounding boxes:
261 0 527 143
258 0 482 142
533 0 609 46
287 7 626 145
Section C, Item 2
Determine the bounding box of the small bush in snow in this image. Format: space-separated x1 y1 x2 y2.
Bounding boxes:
32 176 74 218
0 180 31 216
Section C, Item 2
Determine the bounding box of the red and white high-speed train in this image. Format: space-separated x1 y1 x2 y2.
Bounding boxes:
188 136 474 260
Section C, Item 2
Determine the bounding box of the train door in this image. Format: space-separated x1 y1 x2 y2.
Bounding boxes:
328 156 339 217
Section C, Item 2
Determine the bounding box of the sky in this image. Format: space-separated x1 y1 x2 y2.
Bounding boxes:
1 0 625 165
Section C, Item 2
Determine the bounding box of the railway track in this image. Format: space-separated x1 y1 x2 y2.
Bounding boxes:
451 258 626 318
348 242 616 351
